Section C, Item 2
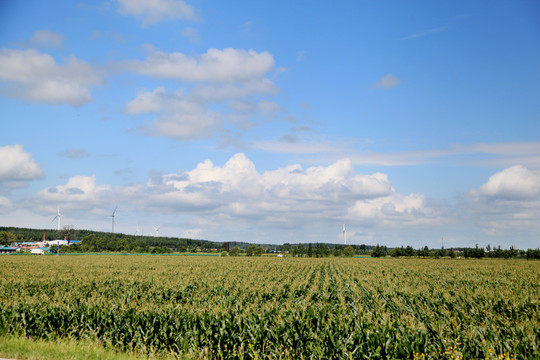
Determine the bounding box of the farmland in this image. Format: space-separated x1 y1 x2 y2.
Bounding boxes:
0 256 538 359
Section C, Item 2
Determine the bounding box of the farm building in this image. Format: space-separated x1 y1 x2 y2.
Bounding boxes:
47 239 69 247
30 247 48 255
0 245 17 254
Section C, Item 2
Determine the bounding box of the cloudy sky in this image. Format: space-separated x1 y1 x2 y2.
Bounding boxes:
1 0 540 248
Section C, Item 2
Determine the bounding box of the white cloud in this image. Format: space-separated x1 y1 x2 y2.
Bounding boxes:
143 154 405 224
125 87 221 139
254 137 343 154
182 228 203 238
0 49 102 105
30 30 64 49
190 79 278 101
125 77 278 139
141 112 221 140
0 145 44 183
258 100 282 117
370 74 401 89
116 0 197 26
23 154 439 242
464 166 540 241
472 165 540 200
125 87 169 115
123 47 279 139
58 148 90 159
128 48 275 83
181 27 200 42
0 196 13 213
348 193 431 225
37 175 111 203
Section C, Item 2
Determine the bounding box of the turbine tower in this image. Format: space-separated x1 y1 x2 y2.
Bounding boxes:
108 206 117 233
153 225 161 237
52 208 62 231
343 224 347 245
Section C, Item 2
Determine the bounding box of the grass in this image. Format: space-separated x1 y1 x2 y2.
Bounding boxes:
0 335 175 360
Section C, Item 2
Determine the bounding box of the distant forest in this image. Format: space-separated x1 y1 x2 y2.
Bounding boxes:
1 226 538 259
0 226 226 253
0 226 374 255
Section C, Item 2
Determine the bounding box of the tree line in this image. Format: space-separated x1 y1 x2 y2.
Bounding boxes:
2 227 538 259
0 227 225 253
370 244 540 260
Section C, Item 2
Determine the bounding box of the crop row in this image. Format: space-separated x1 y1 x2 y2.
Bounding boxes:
0 256 538 359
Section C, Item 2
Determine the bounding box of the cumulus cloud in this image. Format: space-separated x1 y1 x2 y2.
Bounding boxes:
0 145 44 183
348 193 430 225
370 74 401 89
125 87 222 139
35 175 113 212
124 48 279 139
465 165 540 240
0 49 101 105
116 0 197 26
128 48 275 83
125 87 169 115
141 112 221 140
30 30 64 49
140 154 416 226
26 154 434 237
472 165 540 200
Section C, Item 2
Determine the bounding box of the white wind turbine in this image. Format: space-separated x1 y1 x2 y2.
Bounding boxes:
153 225 161 237
52 208 62 231
342 224 347 245
107 206 117 233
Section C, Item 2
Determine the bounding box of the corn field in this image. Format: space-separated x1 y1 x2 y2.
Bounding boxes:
0 256 538 359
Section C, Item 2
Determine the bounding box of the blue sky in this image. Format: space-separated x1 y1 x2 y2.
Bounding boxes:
1 0 539 248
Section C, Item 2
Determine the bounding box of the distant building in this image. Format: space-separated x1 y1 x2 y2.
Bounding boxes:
17 242 39 252
46 240 69 247
31 247 48 255
0 245 17 254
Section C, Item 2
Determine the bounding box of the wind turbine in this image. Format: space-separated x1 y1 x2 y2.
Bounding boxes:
107 206 117 233
52 208 62 231
135 224 141 236
153 225 161 237
342 224 347 245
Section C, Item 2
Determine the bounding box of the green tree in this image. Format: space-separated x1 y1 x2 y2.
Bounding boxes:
333 247 342 257
371 244 386 258
0 231 17 245
404 245 416 257
230 246 242 256
343 246 355 257
390 247 402 257
255 246 264 256
246 244 257 256
307 243 313 257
